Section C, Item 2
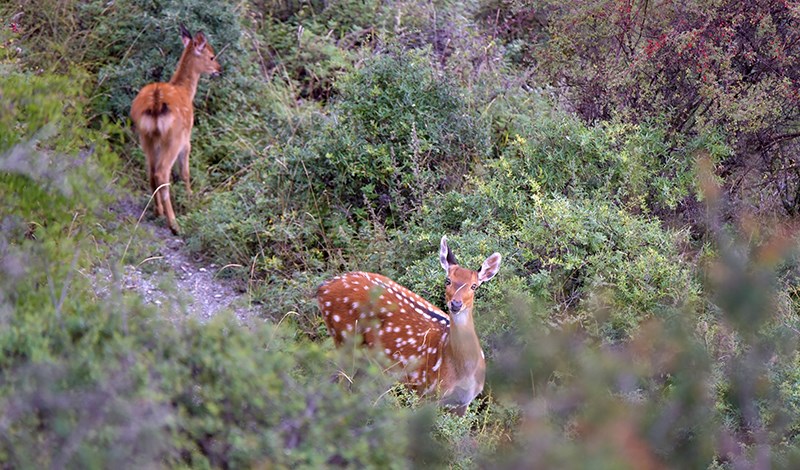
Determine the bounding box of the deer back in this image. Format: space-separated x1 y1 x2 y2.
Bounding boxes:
318 272 451 393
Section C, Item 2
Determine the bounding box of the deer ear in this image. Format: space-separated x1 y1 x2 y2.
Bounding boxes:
439 236 449 271
439 236 453 271
179 24 192 48
478 253 502 284
193 31 208 52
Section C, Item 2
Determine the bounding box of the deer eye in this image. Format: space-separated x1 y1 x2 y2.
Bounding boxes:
470 283 478 290
445 277 451 286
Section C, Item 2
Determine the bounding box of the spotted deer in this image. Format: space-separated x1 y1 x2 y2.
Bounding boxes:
317 236 502 415
130 24 221 235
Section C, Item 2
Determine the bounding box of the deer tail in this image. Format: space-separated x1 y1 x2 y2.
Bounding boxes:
131 86 175 136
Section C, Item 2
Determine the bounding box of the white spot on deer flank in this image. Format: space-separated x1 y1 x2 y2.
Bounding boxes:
332 314 340 322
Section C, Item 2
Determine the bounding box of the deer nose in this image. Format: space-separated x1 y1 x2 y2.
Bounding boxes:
450 300 462 313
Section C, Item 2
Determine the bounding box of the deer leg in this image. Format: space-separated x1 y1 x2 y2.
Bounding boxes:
178 142 192 196
154 152 180 235
142 139 163 217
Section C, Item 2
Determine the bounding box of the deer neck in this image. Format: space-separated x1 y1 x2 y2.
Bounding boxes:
169 49 201 100
445 309 483 375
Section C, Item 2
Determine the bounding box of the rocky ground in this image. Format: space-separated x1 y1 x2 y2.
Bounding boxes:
95 194 260 325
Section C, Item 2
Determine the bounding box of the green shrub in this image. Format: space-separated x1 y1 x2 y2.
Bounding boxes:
488 91 731 213
389 180 698 343
0 71 120 231
319 51 489 221
252 0 379 101
0 0 101 72
7 2 800 468
157 318 413 469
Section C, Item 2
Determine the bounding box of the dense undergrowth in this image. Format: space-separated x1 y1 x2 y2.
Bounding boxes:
2 0 800 468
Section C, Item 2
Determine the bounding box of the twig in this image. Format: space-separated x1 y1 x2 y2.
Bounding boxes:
122 182 169 264
266 310 299 350
214 263 245 279
136 256 164 268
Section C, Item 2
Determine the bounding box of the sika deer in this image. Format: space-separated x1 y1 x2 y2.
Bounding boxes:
130 24 221 235
317 236 502 415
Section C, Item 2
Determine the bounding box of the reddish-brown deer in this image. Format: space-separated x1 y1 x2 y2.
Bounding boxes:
317 236 502 415
130 24 221 235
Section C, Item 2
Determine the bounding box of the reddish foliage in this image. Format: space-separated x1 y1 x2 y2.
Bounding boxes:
482 0 800 216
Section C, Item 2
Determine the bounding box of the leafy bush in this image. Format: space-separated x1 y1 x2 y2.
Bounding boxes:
0 0 101 71
319 51 490 221
0 71 120 231
252 0 380 101
394 188 696 343
488 92 731 213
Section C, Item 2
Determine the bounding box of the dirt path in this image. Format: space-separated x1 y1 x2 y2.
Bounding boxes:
101 195 259 325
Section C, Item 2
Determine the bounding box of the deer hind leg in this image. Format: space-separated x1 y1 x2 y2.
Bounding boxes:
178 142 192 196
142 139 163 217
154 142 183 235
